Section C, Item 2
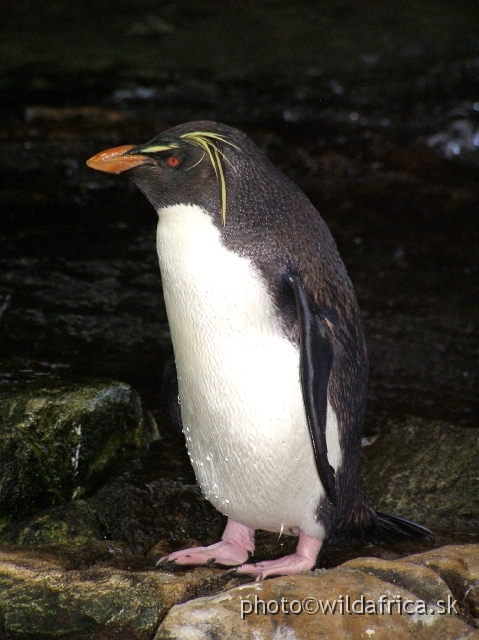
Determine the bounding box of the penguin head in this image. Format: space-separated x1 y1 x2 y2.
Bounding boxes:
87 121 249 224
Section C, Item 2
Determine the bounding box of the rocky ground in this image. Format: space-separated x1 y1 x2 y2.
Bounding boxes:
0 0 478 637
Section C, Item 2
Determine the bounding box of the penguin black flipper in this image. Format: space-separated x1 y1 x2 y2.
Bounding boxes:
288 273 336 505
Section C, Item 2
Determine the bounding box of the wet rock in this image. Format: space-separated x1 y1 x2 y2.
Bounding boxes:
89 476 225 555
0 544 243 639
1 252 169 374
0 426 224 553
0 438 224 553
155 556 477 640
0 375 159 525
362 417 479 531
0 540 130 571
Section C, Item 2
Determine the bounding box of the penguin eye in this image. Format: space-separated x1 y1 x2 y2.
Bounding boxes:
166 155 180 168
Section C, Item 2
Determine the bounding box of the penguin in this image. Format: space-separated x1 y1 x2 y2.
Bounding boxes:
87 121 431 579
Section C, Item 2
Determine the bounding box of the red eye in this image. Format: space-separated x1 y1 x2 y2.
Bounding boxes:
166 155 180 168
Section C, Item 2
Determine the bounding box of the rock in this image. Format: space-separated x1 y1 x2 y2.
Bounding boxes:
89 476 225 554
0 375 159 524
2 541 479 638
362 417 479 531
0 500 106 546
403 544 479 624
341 556 454 609
0 424 224 553
155 560 477 640
0 544 244 639
0 459 224 553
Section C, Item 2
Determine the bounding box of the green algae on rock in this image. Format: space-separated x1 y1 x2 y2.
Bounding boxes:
1 539 479 638
0 544 244 639
0 500 106 546
0 375 159 523
0 465 225 552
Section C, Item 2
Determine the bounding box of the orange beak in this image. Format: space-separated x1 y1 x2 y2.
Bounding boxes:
86 145 151 174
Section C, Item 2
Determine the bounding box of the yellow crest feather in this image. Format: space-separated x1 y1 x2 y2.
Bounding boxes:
179 131 239 226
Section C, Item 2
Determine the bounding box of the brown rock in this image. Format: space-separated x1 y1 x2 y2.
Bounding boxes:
155 566 477 640
403 544 479 621
342 556 453 605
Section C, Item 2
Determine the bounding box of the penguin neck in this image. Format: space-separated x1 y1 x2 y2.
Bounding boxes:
155 203 280 337
156 202 220 269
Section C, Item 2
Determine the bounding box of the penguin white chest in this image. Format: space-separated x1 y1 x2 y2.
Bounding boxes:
156 204 339 538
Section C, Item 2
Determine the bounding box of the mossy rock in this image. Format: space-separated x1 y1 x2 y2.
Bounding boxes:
0 544 243 639
0 500 106 546
362 417 479 531
0 375 159 522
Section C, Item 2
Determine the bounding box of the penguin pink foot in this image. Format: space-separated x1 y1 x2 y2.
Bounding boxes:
225 532 322 581
158 519 254 567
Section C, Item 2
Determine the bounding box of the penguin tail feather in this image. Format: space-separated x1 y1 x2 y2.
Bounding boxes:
372 511 434 544
332 500 434 544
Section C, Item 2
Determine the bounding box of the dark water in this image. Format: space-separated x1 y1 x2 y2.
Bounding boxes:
0 1 478 554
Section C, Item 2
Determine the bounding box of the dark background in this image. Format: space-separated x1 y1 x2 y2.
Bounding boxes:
1 0 478 435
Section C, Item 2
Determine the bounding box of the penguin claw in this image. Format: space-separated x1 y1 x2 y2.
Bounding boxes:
255 573 264 583
156 555 171 566
204 557 216 566
156 559 177 570
221 567 238 578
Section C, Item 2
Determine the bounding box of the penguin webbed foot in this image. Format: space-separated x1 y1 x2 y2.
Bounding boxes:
157 540 250 568
234 532 323 581
234 551 317 581
157 519 255 569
